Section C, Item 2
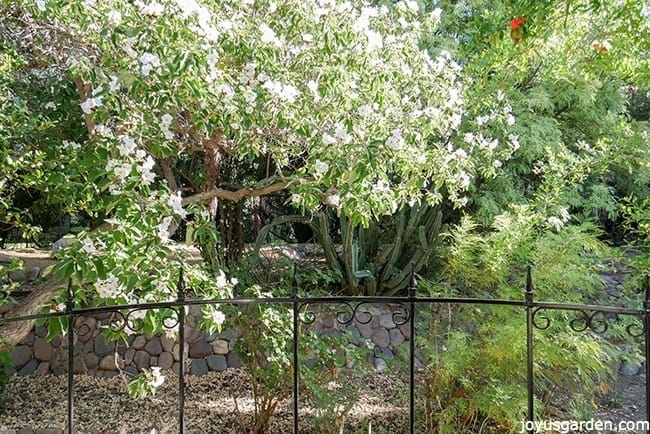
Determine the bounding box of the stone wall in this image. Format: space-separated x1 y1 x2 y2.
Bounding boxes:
1 303 414 377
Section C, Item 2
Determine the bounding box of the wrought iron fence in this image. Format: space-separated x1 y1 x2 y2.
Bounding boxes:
1 267 648 434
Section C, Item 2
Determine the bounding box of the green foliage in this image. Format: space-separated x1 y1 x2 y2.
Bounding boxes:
0 343 11 402
414 216 616 432
218 283 370 433
128 367 166 399
0 258 23 302
620 196 650 276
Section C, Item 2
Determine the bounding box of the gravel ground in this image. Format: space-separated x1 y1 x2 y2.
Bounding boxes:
0 370 409 433
0 369 645 434
1 369 646 433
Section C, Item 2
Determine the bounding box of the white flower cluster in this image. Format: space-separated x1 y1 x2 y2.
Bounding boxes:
62 140 81 150
140 52 161 76
105 133 157 190
159 114 174 140
149 367 165 389
80 95 103 115
172 0 220 42
385 128 405 150
547 207 571 232
157 216 174 244
322 123 352 146
259 24 282 47
117 135 137 157
136 0 165 16
313 159 329 176
168 191 187 218
262 80 299 103
95 273 124 299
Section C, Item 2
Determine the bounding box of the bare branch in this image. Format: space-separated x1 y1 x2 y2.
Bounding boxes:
181 181 289 206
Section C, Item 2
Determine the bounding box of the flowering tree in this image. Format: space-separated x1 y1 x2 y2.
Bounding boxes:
0 0 648 333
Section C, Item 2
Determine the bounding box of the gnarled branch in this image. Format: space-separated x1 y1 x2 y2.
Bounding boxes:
181 181 289 206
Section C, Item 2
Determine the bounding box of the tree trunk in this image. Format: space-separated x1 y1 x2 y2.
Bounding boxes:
0 276 63 351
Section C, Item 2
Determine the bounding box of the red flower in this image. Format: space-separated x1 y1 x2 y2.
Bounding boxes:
510 17 525 30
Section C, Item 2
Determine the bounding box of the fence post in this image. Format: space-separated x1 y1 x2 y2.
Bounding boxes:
409 273 416 434
177 267 186 434
292 281 300 434
66 279 74 434
525 266 534 434
645 275 649 429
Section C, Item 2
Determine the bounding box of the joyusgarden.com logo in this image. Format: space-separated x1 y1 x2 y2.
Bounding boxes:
520 419 649 433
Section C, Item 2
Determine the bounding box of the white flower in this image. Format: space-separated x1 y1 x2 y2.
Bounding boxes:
358 104 373 117
364 29 383 52
243 89 257 104
107 10 122 25
216 270 228 288
492 159 502 168
114 163 132 181
506 113 516 126
334 124 351 144
80 237 97 254
211 309 226 326
168 192 188 218
95 274 123 299
259 23 282 47
430 7 443 22
324 189 340 207
138 156 156 186
35 0 46 11
159 114 174 140
322 133 337 145
217 84 234 101
149 366 165 388
262 80 299 103
306 80 320 101
547 216 564 232
157 216 173 244
44 102 56 110
508 134 520 151
117 135 137 157
160 113 173 127
313 160 329 176
95 124 113 138
302 33 313 42
280 84 299 103
108 76 120 92
80 96 103 114
62 140 81 150
140 52 161 76
139 1 165 16
385 129 405 150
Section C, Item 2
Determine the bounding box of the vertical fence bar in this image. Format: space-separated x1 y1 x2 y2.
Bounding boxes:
645 275 650 429
525 266 534 434
292 283 300 434
177 268 186 433
409 274 416 434
66 279 74 434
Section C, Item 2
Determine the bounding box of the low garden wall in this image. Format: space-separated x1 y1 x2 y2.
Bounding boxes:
1 303 415 377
